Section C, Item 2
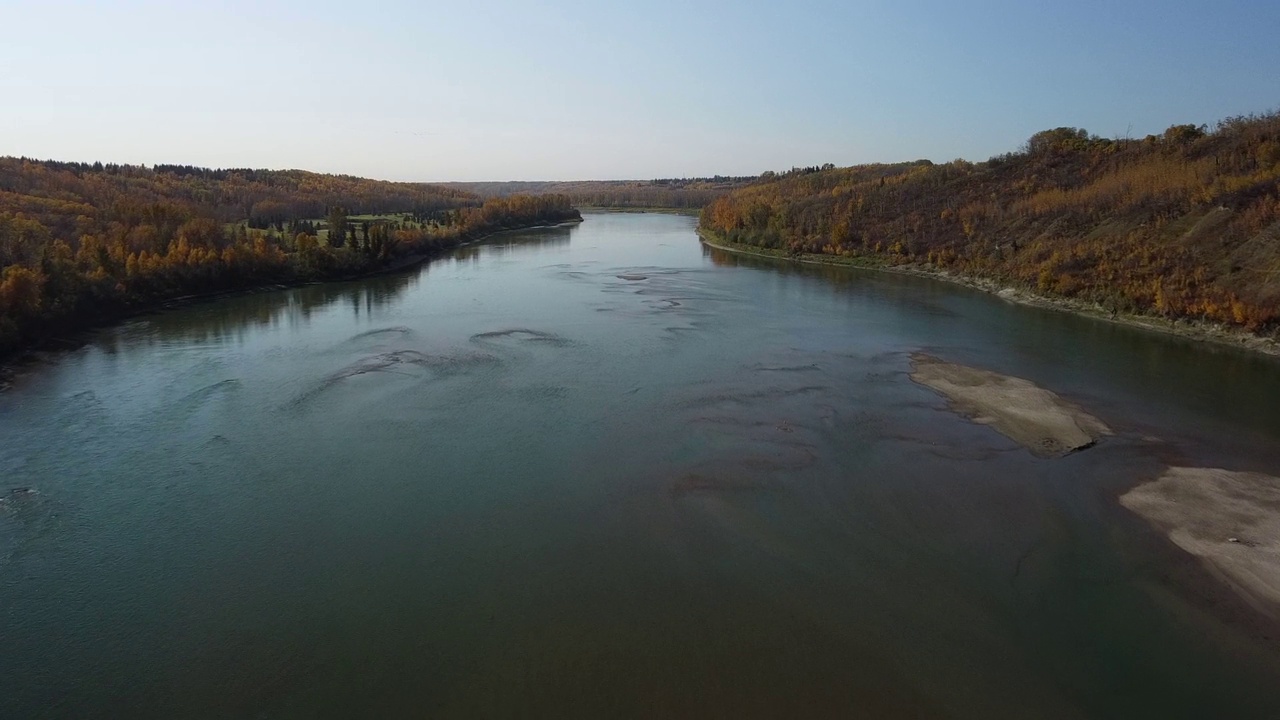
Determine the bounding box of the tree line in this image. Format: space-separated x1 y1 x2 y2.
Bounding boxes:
700 112 1280 332
0 158 580 358
445 176 758 209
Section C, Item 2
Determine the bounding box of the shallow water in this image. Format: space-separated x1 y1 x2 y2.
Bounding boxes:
3 212 1280 718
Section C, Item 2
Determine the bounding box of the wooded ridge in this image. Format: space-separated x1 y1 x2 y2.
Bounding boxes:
445 176 756 209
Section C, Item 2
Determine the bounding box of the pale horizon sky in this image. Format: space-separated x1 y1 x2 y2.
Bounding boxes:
3 0 1278 182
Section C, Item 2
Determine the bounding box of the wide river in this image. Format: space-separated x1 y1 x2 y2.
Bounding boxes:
3 212 1280 718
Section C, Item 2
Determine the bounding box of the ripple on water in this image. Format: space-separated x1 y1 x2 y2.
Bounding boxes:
0 487 61 566
750 362 823 374
675 385 830 410
515 385 571 402
285 349 501 409
470 329 573 347
53 390 113 436
175 378 241 407
643 298 682 310
668 473 775 499
344 326 414 344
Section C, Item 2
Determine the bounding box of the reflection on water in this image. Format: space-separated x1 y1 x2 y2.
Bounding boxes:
451 223 573 263
105 272 420 352
2 214 1280 719
101 225 577 355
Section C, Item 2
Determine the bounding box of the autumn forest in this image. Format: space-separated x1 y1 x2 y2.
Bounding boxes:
701 112 1280 333
0 160 579 358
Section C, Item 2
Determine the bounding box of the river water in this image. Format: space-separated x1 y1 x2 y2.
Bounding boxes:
3 212 1280 718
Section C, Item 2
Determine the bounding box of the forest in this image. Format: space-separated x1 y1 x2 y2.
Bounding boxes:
0 158 580 359
700 113 1280 333
446 176 757 209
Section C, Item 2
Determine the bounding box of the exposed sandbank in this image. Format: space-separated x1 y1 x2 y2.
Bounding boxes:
909 353 1111 458
1121 467 1280 616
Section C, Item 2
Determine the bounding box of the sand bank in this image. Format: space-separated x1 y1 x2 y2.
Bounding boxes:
1121 467 1280 615
909 354 1111 458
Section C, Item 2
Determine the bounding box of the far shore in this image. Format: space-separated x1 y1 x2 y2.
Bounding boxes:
699 232 1280 359
578 206 702 216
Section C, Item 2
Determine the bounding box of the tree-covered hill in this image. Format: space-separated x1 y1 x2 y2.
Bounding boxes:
701 113 1280 333
446 176 757 209
0 159 580 359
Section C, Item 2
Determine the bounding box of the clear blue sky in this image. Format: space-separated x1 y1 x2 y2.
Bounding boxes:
2 0 1277 181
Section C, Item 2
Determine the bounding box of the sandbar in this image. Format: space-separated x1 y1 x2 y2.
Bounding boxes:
909 353 1111 458
1121 467 1280 615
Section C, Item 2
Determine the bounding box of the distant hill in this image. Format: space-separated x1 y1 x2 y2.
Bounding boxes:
700 113 1280 333
0 160 477 235
445 177 757 209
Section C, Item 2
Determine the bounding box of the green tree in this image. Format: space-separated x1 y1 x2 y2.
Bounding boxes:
326 206 348 249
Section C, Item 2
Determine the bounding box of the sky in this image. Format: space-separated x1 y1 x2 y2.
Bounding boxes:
2 0 1278 181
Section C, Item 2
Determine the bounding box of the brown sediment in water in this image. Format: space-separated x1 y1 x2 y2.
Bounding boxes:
908 353 1111 458
1121 467 1280 617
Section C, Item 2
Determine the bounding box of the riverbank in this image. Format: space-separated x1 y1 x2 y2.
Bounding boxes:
0 218 583 390
698 231 1280 359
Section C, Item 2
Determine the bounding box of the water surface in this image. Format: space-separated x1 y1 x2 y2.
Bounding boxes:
3 212 1280 718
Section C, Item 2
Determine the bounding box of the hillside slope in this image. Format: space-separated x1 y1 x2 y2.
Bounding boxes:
701 114 1280 333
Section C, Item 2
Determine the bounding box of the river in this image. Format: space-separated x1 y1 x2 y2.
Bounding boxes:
3 212 1279 718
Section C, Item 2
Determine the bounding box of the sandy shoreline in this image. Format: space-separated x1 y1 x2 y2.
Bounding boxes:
698 233 1280 359
908 353 1111 458
1122 468 1280 617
